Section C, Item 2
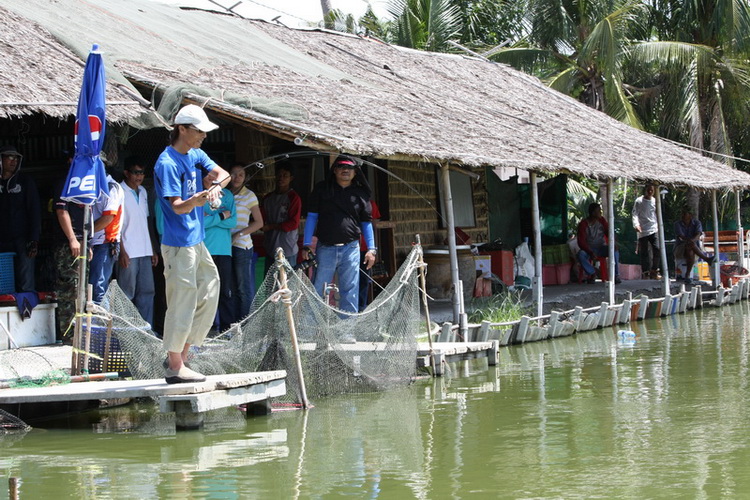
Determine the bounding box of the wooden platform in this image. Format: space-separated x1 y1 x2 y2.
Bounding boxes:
298 340 499 376
0 371 286 430
418 341 499 376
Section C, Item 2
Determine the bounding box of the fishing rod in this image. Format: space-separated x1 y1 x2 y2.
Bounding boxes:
236 150 450 226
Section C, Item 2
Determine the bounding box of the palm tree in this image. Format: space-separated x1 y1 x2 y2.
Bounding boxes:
320 0 334 28
386 0 463 51
625 0 750 213
628 0 750 162
489 0 648 129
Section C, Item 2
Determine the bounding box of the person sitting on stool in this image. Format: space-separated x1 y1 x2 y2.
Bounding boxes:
576 202 621 284
674 206 715 285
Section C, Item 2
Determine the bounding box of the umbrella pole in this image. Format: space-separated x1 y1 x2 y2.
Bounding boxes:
71 205 90 376
276 248 310 409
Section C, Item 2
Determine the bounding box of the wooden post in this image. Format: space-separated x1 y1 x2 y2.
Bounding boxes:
638 296 649 320
711 190 721 288
516 315 530 344
736 190 745 270
606 178 615 303
597 302 609 328
439 164 465 334
103 317 113 373
9 478 18 500
276 248 311 409
654 186 670 295
416 235 434 353
530 172 543 318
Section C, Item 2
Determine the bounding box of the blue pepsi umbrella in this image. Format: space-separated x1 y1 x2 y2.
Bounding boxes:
61 44 109 204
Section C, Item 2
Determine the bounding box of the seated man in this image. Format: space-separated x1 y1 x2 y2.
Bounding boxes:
674 207 714 285
576 202 621 284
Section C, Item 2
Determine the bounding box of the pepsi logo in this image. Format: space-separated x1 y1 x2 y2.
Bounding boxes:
74 115 103 143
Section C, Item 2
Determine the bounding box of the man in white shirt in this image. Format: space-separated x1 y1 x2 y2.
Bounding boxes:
118 157 158 326
631 184 660 279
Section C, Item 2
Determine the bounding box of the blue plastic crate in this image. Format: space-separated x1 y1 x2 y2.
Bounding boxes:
0 252 15 294
85 325 131 376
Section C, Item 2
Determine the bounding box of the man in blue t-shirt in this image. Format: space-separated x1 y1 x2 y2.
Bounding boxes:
154 104 230 384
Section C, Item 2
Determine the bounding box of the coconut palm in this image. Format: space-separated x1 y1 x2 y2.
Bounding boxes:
627 0 750 165
624 0 750 215
386 0 463 51
489 0 648 129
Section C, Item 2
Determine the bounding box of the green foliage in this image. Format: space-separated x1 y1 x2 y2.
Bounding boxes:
386 0 463 51
566 176 598 232
468 291 527 323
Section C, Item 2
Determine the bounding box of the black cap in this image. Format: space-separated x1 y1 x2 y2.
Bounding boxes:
0 145 22 158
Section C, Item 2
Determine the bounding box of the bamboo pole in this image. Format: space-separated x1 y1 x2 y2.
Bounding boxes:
607 178 615 304
439 163 467 337
9 478 18 500
655 186 670 294
712 190 721 287
415 235 434 352
736 190 745 270
83 284 93 372
103 317 113 373
530 172 543 318
276 248 311 409
71 205 91 376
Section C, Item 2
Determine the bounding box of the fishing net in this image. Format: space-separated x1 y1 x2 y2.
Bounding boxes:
85 245 425 404
0 409 30 434
0 349 71 389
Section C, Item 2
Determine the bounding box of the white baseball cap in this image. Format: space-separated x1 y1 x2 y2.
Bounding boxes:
173 104 219 132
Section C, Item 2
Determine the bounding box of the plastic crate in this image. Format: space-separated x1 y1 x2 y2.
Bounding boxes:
619 264 642 280
544 246 560 265
0 252 15 294
556 262 572 285
543 264 558 285
84 326 131 376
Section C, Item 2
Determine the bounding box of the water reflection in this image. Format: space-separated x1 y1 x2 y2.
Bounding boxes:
4 303 750 497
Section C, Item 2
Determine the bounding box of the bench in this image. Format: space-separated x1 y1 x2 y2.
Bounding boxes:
703 230 740 259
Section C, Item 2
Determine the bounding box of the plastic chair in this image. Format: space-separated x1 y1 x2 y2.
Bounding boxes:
577 256 608 283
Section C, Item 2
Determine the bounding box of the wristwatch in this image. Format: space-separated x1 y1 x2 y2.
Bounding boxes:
367 248 377 256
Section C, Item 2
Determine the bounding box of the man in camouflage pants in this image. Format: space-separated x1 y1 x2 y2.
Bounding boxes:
53 160 89 338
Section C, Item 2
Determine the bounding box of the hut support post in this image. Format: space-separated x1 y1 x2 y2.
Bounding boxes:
655 186 670 294
712 190 720 288
530 171 543 318
606 178 615 304
736 190 745 270
439 164 467 335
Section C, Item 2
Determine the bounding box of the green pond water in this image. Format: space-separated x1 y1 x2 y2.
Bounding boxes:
3 301 750 499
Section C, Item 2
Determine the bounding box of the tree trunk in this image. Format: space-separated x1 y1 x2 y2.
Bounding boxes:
687 187 700 220
320 0 334 29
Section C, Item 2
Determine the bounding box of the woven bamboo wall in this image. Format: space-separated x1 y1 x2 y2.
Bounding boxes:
387 160 489 261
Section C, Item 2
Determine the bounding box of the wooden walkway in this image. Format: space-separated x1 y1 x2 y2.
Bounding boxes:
0 371 286 430
417 341 499 375
299 340 499 376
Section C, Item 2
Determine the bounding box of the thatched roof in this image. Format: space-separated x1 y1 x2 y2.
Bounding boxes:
6 0 750 189
0 5 145 123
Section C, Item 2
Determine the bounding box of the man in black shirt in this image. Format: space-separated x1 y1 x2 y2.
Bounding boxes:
301 157 376 313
